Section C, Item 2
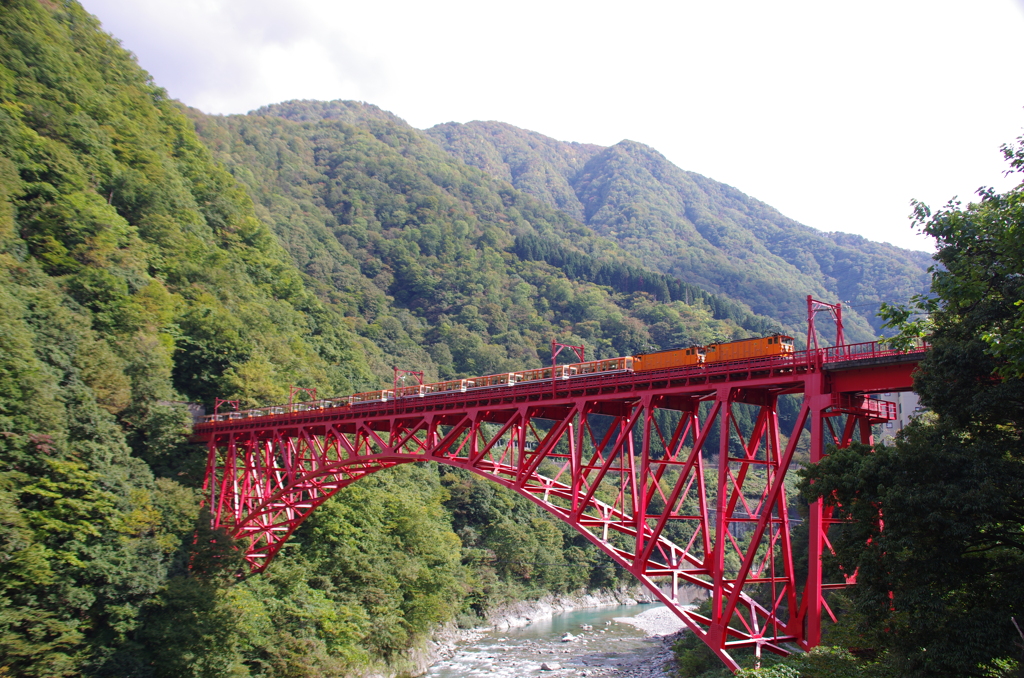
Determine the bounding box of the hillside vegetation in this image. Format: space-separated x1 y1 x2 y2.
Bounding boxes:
0 2 762 675
191 98 790 391
0 3 638 675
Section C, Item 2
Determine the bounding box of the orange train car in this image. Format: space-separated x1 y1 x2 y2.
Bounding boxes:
704 334 794 363
633 347 704 372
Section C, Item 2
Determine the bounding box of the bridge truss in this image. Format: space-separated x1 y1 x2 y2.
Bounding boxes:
196 338 921 671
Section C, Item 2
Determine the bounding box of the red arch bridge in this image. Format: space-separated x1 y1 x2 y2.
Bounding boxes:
195 338 923 671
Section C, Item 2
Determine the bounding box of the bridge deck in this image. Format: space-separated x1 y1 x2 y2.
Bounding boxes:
194 341 924 439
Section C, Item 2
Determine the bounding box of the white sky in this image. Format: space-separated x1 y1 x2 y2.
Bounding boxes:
79 0 1024 252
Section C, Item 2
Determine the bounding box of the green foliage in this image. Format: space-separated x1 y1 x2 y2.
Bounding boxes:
736 665 799 678
877 296 934 351
799 138 1024 677
513 233 781 336
674 628 731 678
730 646 901 678
905 135 1024 378
0 1 372 673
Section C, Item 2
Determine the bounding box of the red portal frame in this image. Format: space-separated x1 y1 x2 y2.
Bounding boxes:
196 342 922 671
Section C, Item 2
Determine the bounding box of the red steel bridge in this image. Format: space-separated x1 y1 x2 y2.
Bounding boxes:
194 301 925 671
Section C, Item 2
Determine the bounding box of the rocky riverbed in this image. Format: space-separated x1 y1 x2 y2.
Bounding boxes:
424 604 691 678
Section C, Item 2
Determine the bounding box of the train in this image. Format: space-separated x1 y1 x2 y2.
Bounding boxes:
201 334 794 422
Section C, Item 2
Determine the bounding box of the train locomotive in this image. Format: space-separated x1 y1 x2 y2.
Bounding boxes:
203 334 795 421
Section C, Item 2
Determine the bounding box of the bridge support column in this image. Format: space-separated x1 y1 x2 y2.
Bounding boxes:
708 387 733 649
805 397 828 649
859 417 874 446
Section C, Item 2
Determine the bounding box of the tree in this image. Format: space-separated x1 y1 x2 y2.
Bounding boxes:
800 134 1024 677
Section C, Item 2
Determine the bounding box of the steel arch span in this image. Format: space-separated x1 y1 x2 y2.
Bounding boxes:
196 343 922 671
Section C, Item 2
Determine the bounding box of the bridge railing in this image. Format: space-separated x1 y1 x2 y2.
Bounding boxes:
820 338 929 364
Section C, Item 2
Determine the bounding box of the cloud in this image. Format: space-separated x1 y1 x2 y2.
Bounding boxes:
80 0 385 113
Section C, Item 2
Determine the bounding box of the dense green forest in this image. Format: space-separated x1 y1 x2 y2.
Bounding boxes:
0 2 758 674
0 3 641 675
0 1 957 676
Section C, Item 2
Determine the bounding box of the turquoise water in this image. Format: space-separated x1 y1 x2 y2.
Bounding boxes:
426 603 667 677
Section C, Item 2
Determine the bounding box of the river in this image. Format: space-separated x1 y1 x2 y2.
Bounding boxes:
426 604 684 678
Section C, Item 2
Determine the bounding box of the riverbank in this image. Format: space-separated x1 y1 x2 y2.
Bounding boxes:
554 606 689 678
614 606 689 637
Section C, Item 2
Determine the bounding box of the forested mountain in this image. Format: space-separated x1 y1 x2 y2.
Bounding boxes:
0 2 782 675
190 97 785 391
425 120 933 334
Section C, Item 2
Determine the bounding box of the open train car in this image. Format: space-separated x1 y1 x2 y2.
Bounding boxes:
704 334 794 363
395 385 426 398
517 366 568 382
423 379 470 395
351 389 393 404
290 400 327 413
466 372 520 390
564 356 634 377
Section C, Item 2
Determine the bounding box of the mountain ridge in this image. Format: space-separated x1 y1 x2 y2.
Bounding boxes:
247 99 931 336
422 117 932 334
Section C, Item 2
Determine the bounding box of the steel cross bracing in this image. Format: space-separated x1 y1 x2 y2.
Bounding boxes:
196 342 923 671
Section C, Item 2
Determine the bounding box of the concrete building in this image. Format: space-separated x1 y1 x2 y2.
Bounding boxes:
876 391 924 444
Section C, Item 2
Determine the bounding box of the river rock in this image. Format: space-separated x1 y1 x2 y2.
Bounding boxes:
540 662 561 671
561 632 576 642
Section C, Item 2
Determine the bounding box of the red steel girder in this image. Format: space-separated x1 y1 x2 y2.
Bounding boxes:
198 347 922 671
